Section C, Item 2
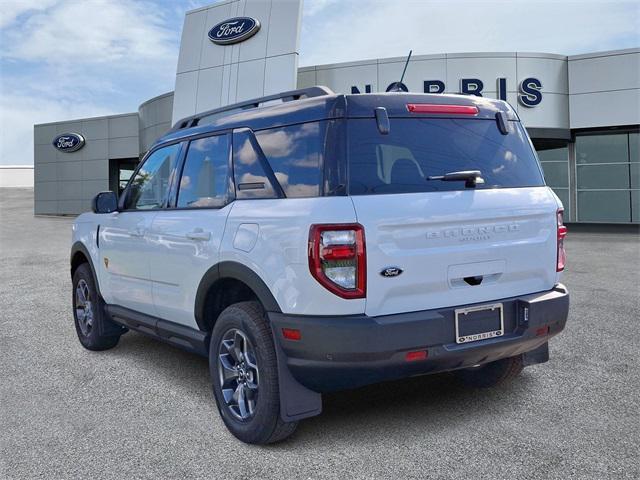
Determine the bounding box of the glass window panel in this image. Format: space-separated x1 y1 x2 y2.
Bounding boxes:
577 164 630 190
255 122 324 198
631 163 639 189
232 130 278 200
551 188 570 219
347 119 544 195
630 133 639 163
632 191 640 223
575 134 629 164
578 191 631 222
541 162 569 188
537 146 567 162
125 143 181 210
177 135 230 208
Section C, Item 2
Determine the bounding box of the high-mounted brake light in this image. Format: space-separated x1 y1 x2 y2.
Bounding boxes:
557 209 568 272
308 224 366 299
407 104 479 115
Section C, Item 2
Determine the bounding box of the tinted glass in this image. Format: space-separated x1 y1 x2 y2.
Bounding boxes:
541 162 569 188
630 133 639 162
576 134 628 164
124 143 181 210
177 135 230 208
537 146 567 162
255 122 323 198
577 164 629 189
577 191 631 222
348 118 544 195
233 130 278 199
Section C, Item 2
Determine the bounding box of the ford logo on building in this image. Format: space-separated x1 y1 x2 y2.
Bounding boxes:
52 133 85 153
208 17 260 45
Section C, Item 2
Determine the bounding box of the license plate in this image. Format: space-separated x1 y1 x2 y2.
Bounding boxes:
455 303 504 344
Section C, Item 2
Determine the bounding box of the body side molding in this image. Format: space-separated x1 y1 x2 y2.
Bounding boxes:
106 304 209 356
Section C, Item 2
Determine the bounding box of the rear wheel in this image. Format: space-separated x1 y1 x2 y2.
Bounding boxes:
210 301 297 444
454 355 524 388
72 263 121 351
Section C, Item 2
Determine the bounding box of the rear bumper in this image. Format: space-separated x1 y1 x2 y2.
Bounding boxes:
269 284 569 392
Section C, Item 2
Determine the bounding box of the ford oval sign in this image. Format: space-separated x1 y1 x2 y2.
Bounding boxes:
208 17 260 45
52 133 85 153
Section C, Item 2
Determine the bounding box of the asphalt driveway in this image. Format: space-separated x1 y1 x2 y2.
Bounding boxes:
1 188 638 479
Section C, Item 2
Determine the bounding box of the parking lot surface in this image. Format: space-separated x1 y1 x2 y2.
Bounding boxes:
1 188 638 479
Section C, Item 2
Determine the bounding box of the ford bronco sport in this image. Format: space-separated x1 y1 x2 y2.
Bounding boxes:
71 86 569 444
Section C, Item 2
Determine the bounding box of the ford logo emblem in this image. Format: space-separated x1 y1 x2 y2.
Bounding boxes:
52 133 85 153
208 17 260 45
380 267 403 278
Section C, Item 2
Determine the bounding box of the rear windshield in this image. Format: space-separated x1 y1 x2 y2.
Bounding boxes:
348 118 544 195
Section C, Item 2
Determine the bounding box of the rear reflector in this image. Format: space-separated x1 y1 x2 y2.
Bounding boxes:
407 104 479 115
282 328 301 341
405 350 428 361
535 326 550 337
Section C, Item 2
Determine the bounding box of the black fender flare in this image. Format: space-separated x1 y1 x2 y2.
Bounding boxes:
70 241 102 297
194 261 282 332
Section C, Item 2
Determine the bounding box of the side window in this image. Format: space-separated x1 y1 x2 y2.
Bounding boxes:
124 143 181 210
177 134 230 208
254 122 324 198
232 130 279 199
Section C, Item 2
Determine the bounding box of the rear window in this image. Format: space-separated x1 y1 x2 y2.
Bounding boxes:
348 118 544 195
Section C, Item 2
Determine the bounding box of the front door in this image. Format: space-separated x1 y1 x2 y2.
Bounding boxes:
147 133 233 328
99 143 182 315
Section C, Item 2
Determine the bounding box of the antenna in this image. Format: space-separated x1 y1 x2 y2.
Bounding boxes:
386 50 412 92
399 50 412 84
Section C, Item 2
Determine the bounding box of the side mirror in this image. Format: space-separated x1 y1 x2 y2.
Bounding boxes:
92 191 118 214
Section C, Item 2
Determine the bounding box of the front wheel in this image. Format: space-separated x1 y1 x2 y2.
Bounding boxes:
454 355 524 388
72 263 121 351
209 301 297 444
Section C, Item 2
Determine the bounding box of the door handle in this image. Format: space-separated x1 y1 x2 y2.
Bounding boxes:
128 227 145 237
186 229 211 241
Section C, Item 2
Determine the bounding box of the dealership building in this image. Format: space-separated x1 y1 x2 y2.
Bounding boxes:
33 0 639 223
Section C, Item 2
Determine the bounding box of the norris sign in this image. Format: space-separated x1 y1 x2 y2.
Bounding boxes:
351 77 543 107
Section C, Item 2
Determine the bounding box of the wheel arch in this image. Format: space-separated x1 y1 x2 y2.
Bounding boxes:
70 241 101 296
195 261 282 332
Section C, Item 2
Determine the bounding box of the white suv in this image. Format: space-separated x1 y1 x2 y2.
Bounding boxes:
70 87 569 444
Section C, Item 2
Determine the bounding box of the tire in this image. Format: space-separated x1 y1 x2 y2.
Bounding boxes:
209 301 297 444
454 355 524 388
72 263 121 351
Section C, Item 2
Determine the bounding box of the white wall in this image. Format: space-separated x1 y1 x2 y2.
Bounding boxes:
568 48 640 129
0 166 34 188
299 49 640 132
298 52 570 130
172 0 303 123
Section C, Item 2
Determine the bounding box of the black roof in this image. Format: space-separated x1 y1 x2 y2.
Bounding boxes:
156 86 518 147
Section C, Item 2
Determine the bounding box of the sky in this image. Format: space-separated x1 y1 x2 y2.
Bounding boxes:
0 0 638 166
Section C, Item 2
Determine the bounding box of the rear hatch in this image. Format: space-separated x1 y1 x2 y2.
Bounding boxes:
346 94 561 317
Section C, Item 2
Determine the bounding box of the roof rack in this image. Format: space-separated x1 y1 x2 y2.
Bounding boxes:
171 86 335 131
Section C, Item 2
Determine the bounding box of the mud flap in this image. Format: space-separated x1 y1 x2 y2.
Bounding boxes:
271 331 322 423
523 342 549 366
99 296 128 336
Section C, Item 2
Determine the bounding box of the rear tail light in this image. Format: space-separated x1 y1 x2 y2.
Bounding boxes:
308 224 366 299
557 209 568 272
407 104 479 115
